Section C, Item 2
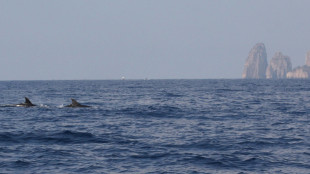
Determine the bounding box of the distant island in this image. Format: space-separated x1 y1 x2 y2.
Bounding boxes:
242 43 310 79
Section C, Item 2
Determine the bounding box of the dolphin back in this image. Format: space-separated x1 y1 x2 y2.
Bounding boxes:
66 99 90 108
25 97 33 105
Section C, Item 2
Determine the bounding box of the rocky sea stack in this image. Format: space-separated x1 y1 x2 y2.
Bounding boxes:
242 43 268 79
266 52 292 79
287 66 310 78
242 43 310 79
287 51 310 78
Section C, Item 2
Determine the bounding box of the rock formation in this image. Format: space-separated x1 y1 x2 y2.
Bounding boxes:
286 66 310 78
266 52 292 79
242 43 268 79
286 51 310 79
242 43 310 79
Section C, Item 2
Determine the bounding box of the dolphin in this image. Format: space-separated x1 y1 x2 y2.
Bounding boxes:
65 99 90 108
15 97 36 107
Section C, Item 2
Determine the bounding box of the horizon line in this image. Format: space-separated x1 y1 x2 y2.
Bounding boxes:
1 78 308 82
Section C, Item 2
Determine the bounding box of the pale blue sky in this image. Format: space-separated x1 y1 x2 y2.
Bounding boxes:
1 0 310 80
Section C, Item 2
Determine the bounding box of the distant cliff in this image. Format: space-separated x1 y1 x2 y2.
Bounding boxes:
242 43 268 79
266 52 292 79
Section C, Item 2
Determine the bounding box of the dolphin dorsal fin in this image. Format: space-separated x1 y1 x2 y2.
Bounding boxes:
71 99 80 106
25 97 32 104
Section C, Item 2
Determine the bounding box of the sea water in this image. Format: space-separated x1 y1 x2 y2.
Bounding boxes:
0 80 309 174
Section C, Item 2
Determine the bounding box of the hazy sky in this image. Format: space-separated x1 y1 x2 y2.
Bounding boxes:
1 0 310 80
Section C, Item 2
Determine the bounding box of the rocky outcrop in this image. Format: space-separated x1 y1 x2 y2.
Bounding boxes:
242 43 268 79
287 65 310 78
242 43 310 79
286 51 310 79
266 52 292 79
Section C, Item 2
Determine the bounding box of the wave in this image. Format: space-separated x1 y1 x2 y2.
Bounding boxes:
119 104 183 118
176 153 276 172
130 152 170 159
161 90 184 98
0 130 106 144
13 160 31 167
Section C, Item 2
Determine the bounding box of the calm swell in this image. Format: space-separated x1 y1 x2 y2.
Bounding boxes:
0 79 310 173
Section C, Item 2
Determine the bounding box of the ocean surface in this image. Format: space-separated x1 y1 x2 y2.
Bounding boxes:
0 79 310 174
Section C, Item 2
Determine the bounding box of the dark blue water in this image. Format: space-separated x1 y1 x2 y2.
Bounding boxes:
0 80 310 173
